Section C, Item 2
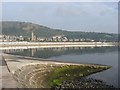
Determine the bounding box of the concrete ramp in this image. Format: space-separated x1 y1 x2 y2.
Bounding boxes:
2 54 110 88
2 54 82 88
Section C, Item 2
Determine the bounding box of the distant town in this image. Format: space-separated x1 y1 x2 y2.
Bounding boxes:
1 31 104 42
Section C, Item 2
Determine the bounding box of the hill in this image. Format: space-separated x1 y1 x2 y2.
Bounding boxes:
1 21 118 41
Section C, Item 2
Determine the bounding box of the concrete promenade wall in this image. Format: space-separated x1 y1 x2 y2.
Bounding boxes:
0 41 117 45
0 41 118 50
2 54 110 88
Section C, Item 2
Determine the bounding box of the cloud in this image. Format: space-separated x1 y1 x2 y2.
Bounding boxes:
2 2 118 33
55 3 88 17
54 2 117 18
11 3 52 16
99 2 118 16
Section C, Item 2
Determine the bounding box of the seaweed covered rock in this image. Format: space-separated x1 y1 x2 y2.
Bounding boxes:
53 78 116 90
13 63 111 89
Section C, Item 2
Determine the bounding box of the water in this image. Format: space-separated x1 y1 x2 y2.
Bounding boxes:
3 46 118 87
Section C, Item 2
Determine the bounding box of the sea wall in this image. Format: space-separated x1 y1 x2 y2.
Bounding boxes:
0 41 118 50
3 54 111 88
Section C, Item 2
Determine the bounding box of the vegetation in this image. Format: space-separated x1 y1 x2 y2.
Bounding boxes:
45 65 111 88
13 62 113 89
2 21 118 41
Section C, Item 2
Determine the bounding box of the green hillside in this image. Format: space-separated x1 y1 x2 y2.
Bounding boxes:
1 21 118 41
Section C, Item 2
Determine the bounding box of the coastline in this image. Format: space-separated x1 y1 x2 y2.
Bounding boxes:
2 53 111 88
0 41 118 50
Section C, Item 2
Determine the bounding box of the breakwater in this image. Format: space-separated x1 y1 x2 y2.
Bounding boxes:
0 41 118 50
2 54 113 88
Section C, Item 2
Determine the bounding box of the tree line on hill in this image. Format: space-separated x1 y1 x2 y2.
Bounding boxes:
1 21 118 42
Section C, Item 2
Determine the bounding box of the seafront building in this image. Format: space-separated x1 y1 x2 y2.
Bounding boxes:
0 35 24 42
0 33 98 42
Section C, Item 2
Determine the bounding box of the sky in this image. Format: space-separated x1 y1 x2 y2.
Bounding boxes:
2 1 118 33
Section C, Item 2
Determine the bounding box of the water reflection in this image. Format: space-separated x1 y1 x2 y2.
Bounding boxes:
2 46 119 87
3 46 118 59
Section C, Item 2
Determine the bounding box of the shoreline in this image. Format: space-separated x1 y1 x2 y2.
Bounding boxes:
0 41 118 50
2 53 111 88
3 53 111 67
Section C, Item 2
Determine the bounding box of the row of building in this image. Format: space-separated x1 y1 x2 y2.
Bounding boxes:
0 35 96 42
0 31 95 42
0 35 24 42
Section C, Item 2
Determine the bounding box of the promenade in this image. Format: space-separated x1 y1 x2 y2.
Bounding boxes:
0 55 17 89
0 41 118 50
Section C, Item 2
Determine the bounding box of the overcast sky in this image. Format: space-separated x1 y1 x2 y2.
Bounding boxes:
2 2 118 33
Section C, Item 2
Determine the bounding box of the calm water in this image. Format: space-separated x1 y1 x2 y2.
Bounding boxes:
3 46 118 87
